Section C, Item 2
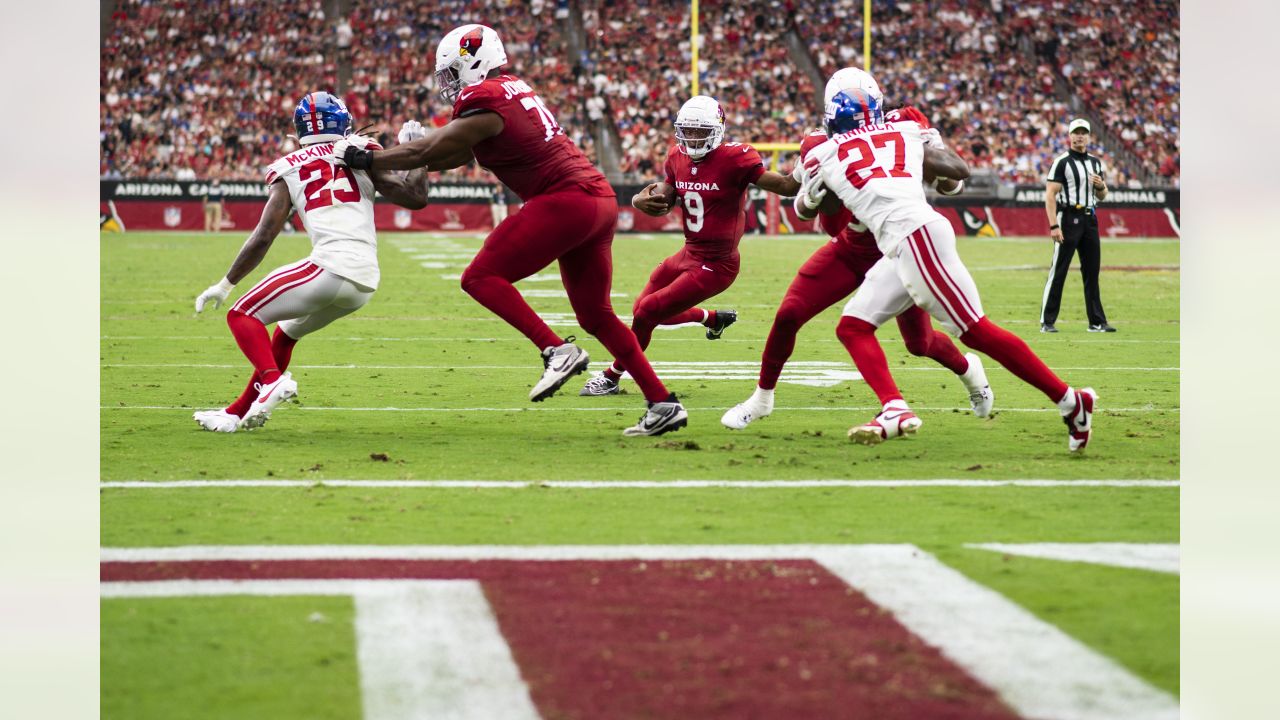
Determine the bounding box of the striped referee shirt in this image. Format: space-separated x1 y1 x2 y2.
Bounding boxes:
1046 150 1105 209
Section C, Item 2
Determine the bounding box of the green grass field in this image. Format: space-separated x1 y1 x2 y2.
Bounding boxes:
101 230 1180 718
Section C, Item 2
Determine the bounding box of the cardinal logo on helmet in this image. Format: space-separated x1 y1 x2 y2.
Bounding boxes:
459 27 484 56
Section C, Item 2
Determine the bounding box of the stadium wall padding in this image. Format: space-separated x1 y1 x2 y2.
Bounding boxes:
101 181 1180 237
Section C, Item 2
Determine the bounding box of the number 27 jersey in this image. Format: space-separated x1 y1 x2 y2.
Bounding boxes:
807 120 939 258
264 137 382 289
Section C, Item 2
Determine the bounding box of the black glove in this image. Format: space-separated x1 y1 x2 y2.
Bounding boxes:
343 144 374 171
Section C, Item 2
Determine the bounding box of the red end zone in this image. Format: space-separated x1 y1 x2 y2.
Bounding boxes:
104 558 1019 719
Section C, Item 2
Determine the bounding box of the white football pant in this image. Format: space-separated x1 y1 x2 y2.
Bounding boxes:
229 258 373 338
843 216 985 337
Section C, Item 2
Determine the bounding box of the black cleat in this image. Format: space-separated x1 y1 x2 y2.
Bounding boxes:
706 309 737 340
1040 323 1058 333
1087 323 1117 333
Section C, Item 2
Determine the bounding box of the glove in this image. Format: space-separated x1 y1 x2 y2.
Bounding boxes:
398 120 426 144
800 172 828 211
333 136 375 170
195 278 235 313
920 127 946 150
791 161 807 184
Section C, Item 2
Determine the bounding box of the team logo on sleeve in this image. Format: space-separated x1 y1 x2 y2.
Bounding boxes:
459 27 484 56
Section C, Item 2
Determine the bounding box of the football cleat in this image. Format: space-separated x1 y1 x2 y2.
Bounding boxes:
720 389 774 430
960 352 994 418
623 395 689 437
531 337 589 402
1040 323 1058 333
706 309 737 340
1062 387 1098 452
579 372 620 396
240 372 298 429
1087 323 1117 333
193 409 239 433
849 401 922 445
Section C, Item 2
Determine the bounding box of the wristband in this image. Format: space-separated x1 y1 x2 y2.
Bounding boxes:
343 145 374 171
217 277 235 292
1048 224 1060 230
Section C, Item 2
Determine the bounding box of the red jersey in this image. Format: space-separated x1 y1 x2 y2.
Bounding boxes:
663 142 765 260
452 74 614 201
798 106 933 257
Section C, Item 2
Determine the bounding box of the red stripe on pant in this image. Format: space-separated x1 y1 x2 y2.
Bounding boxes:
905 233 966 331
908 231 976 330
243 266 324 317
920 225 981 321
231 262 319 315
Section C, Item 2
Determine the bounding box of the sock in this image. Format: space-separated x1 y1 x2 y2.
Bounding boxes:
750 386 774 410
836 316 903 406
592 317 669 403
1056 387 1077 414
660 307 707 326
227 310 280 385
226 326 300 417
604 363 623 382
925 330 970 375
960 317 1069 402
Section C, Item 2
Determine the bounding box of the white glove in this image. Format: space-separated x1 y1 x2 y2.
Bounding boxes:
330 134 375 166
195 278 235 313
791 161 808 184
800 172 828 211
921 127 946 150
398 120 426 145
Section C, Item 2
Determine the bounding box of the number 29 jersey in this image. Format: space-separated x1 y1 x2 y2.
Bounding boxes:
264 137 382 289
663 142 765 261
807 119 939 258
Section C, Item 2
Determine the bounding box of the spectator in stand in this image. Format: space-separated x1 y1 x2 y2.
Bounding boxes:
203 179 225 232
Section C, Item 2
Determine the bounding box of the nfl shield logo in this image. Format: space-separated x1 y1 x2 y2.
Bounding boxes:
617 209 635 232
394 208 412 229
163 206 182 228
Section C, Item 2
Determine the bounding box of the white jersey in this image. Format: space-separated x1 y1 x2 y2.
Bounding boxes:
265 136 382 289
808 119 942 257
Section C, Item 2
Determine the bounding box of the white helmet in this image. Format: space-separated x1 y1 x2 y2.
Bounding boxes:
674 95 726 160
823 66 884 109
435 24 508 104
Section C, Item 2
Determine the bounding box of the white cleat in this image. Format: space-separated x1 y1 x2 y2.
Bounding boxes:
531 339 590 402
623 397 689 437
193 409 239 433
960 352 994 418
579 372 620 396
849 401 922 445
1062 387 1098 452
721 389 774 430
240 372 298 430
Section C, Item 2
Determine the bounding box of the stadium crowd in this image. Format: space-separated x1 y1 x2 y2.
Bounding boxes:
100 0 1178 187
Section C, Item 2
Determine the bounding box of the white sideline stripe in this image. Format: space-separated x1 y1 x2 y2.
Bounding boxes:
102 404 1180 414
355 583 542 720
965 543 1181 574
100 335 1182 344
102 362 1180 371
99 479 1180 490
813 546 1179 720
100 544 1177 719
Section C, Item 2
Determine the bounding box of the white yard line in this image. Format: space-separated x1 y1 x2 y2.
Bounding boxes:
102 362 1180 371
101 404 1181 413
101 579 542 720
100 335 1182 344
964 543 1180 574
101 544 1178 720
99 479 1179 490
813 546 1179 720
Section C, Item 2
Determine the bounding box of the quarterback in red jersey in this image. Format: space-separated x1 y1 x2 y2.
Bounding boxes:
579 95 801 396
722 70 993 429
337 24 685 436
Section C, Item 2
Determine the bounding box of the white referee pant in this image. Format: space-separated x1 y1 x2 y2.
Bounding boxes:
229 258 374 339
843 216 985 337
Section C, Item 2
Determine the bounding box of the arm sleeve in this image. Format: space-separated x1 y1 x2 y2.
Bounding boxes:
738 145 766 186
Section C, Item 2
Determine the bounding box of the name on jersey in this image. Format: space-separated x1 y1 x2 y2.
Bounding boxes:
676 180 721 191
501 79 533 99
283 142 336 167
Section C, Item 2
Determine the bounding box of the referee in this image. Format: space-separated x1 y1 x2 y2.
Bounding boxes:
1040 118 1115 333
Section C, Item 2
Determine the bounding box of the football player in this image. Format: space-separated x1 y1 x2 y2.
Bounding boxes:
722 69 992 430
797 69 1097 452
335 24 686 436
578 95 801 397
191 92 430 432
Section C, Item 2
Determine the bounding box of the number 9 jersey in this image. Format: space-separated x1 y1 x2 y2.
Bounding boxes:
264 136 383 289
663 141 765 260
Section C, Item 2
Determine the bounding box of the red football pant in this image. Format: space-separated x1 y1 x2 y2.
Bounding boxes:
459 191 670 403
605 248 737 376
761 242 969 390
960 317 1068 402
225 325 299 418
